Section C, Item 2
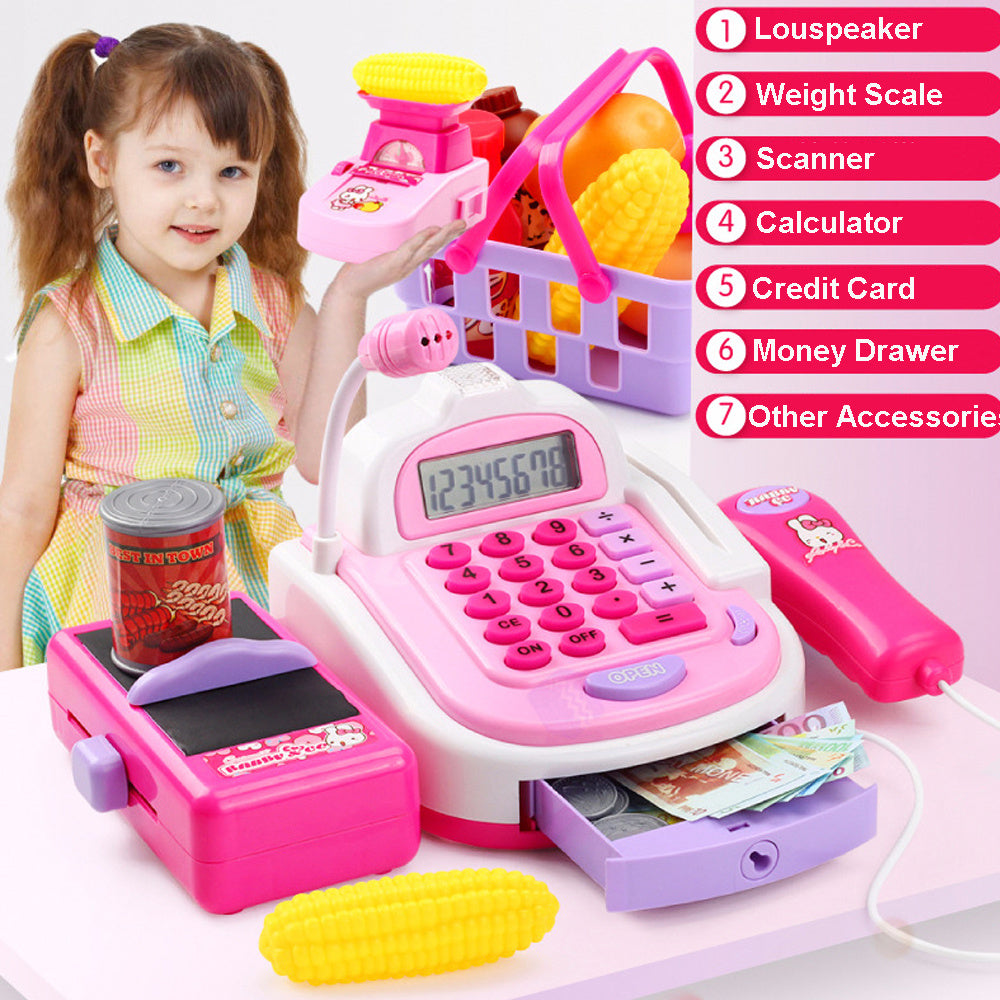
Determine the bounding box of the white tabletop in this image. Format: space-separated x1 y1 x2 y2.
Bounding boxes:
2 648 1000 1000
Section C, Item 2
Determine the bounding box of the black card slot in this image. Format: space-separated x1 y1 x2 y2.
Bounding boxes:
143 668 358 756
75 597 358 755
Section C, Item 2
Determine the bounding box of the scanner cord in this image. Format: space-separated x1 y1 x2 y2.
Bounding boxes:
860 681 1000 962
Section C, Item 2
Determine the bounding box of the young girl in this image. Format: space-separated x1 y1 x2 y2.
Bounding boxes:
0 24 462 669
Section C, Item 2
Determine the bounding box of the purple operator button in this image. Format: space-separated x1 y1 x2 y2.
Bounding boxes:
727 605 758 645
584 655 687 701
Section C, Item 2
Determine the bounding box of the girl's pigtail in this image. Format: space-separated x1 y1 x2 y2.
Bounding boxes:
6 31 108 322
241 43 308 311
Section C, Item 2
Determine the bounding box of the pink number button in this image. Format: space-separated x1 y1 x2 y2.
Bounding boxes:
445 565 491 594
485 614 532 644
593 590 639 619
552 541 596 570
572 565 618 594
619 551 673 584
464 589 511 620
539 602 586 632
559 628 606 658
532 518 578 545
641 576 695 608
504 640 552 671
519 578 565 607
426 541 472 569
499 554 544 582
479 530 525 558
599 528 654 561
579 506 632 536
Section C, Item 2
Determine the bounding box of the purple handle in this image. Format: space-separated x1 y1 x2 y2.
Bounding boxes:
127 638 317 706
71 736 129 812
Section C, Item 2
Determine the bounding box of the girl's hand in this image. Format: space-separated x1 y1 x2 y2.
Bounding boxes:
327 220 466 303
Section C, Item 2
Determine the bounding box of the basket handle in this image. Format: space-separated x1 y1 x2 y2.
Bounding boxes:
444 47 693 303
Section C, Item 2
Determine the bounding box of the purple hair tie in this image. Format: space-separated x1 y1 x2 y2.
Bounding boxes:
94 36 120 58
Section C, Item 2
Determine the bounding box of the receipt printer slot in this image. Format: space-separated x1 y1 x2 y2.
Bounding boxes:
533 775 877 911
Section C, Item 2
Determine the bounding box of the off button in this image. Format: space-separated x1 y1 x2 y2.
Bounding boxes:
584 655 687 701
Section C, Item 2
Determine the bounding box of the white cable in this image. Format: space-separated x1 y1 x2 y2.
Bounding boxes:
938 680 1000 731
860 681 1000 961
311 357 368 575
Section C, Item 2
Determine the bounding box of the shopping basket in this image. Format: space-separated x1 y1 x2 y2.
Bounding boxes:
395 47 693 415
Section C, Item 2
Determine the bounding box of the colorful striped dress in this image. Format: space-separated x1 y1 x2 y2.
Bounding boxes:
18 229 303 665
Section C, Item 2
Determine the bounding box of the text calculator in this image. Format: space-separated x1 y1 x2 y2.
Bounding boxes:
275 364 786 750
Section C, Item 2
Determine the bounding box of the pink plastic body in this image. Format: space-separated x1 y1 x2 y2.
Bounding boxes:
45 596 420 914
359 94 477 173
359 307 459 377
298 91 489 263
444 47 694 297
335 499 782 747
721 486 964 702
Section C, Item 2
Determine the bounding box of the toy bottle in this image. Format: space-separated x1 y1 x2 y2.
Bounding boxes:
473 85 540 162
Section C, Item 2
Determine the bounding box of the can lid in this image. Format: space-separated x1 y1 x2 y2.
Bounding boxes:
99 479 226 537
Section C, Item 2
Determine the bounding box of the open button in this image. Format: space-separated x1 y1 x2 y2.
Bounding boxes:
584 655 686 702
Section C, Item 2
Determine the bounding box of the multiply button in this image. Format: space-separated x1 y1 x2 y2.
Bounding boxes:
559 628 606 657
485 615 532 644
532 518 578 545
584 655 687 701
599 528 653 560
426 542 471 569
619 604 708 644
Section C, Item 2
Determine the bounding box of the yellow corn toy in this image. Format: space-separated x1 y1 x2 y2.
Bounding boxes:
526 146 690 366
259 867 560 985
352 52 488 104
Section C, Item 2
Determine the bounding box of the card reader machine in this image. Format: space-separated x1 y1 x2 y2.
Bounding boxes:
268 363 876 911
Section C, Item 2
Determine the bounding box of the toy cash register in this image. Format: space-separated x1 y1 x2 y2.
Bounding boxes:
268 346 877 912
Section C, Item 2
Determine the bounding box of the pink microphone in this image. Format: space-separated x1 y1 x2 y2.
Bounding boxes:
312 308 459 573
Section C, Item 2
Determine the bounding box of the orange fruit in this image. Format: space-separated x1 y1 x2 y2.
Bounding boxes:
619 233 692 336
522 93 685 206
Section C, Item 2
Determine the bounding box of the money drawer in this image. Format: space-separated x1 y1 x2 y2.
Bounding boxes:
532 772 877 911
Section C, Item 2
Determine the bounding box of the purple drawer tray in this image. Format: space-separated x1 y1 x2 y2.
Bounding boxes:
533 776 877 911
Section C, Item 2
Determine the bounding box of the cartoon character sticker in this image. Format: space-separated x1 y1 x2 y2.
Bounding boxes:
787 514 863 564
330 183 385 213
206 721 375 778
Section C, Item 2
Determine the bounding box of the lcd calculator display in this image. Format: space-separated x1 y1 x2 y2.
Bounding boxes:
418 432 581 519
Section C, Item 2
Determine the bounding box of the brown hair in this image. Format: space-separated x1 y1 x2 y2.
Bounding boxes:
6 24 307 323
